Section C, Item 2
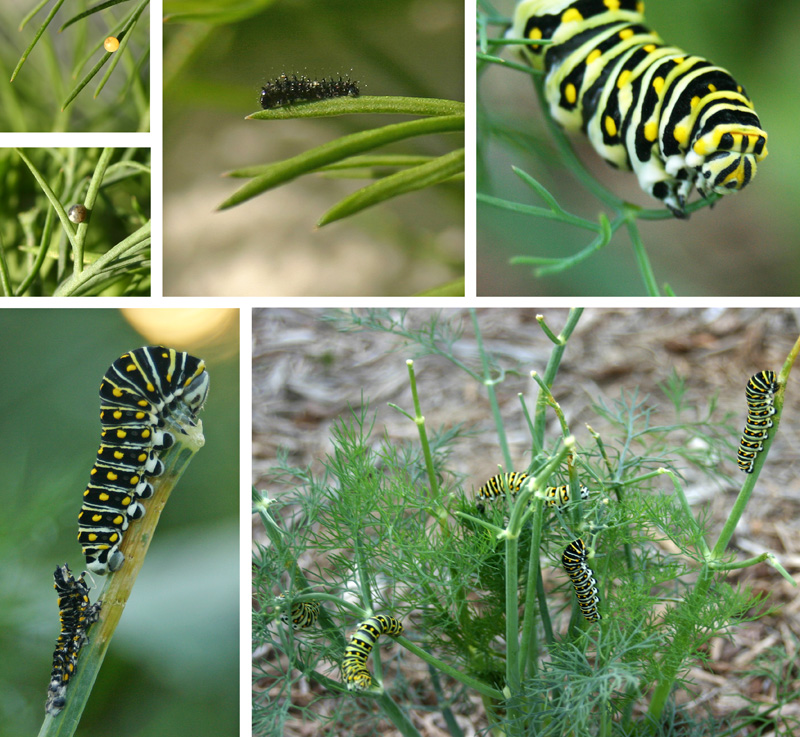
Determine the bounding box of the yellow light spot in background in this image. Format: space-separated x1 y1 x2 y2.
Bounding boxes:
121 308 239 350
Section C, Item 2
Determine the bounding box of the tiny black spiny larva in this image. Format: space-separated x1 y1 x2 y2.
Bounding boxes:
259 73 359 109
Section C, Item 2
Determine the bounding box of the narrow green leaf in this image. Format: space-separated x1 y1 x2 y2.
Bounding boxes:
248 96 464 120
318 148 464 226
59 0 133 32
219 115 464 210
11 0 66 82
13 149 79 257
415 278 465 297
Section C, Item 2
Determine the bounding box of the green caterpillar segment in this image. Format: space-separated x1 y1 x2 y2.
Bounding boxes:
509 0 768 217
738 370 777 473
342 615 404 692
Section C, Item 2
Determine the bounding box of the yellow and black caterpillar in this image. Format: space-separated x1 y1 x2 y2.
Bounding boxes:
508 0 768 217
737 370 777 473
562 538 601 623
477 471 589 508
342 615 404 692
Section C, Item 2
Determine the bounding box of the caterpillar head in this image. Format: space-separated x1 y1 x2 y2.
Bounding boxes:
689 126 768 197
182 364 210 412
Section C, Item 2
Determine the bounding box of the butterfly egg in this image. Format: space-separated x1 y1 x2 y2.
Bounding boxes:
68 204 88 224
104 37 120 53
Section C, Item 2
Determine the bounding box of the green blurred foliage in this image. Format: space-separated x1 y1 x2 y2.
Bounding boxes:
0 0 149 132
0 310 239 736
478 0 800 296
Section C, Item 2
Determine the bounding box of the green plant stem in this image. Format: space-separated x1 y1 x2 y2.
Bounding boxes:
52 221 150 296
0 230 11 295
405 359 439 497
648 337 800 730
399 637 503 700
532 309 583 451
471 308 512 471
74 147 115 274
624 216 660 296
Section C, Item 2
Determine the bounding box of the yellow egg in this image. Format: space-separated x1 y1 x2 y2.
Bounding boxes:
104 36 120 53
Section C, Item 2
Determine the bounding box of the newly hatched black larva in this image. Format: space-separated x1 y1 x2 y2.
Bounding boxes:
259 73 359 109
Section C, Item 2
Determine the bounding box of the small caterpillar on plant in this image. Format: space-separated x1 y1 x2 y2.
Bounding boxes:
341 615 404 692
737 370 777 473
45 564 102 715
562 538 601 623
260 74 359 110
476 472 589 508
277 594 320 630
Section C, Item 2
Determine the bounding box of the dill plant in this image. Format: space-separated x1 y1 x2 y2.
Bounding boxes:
253 309 799 737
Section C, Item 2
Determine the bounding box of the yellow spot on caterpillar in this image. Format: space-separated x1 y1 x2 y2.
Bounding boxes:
618 70 631 88
653 77 664 94
673 125 689 146
587 49 602 64
619 29 634 41
604 0 621 9
562 8 583 23
565 83 577 104
644 121 658 142
528 26 542 41
605 116 617 137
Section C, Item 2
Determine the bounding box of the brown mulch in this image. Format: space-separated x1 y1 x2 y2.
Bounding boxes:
253 308 800 735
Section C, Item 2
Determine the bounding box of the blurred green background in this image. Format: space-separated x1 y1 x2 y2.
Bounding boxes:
0 0 149 132
163 0 464 296
0 309 239 736
478 0 800 296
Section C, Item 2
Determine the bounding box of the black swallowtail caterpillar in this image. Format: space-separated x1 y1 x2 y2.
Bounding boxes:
342 615 404 692
77 346 210 575
277 594 320 630
477 472 589 508
737 370 778 473
260 73 360 110
509 0 768 218
562 538 601 623
45 564 102 715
